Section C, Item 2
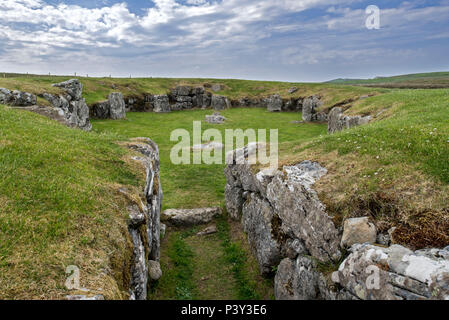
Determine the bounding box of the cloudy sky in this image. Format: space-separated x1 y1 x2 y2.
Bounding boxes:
0 0 448 81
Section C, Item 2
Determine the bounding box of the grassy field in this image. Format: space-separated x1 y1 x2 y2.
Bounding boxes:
278 88 449 249
92 108 327 209
1 73 448 299
0 104 146 299
327 72 449 89
0 74 381 108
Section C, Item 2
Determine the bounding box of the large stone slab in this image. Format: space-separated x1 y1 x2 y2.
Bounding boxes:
162 207 222 227
328 107 371 134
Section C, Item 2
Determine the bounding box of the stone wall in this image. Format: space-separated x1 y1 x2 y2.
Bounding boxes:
328 107 371 134
92 92 126 120
126 137 163 300
224 144 449 300
0 88 36 106
41 79 92 131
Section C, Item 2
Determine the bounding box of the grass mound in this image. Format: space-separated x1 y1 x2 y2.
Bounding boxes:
0 104 144 299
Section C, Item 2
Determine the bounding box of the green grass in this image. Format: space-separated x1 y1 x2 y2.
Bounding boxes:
92 108 327 209
314 89 449 183
327 72 449 88
150 215 274 300
0 74 381 107
0 104 143 299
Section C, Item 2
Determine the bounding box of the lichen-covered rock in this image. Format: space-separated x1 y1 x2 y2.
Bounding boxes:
328 107 371 134
211 95 230 110
151 95 170 113
332 244 449 300
341 217 377 248
242 193 282 276
266 169 341 263
127 137 163 299
108 92 126 120
302 96 323 122
205 112 226 124
0 88 37 106
52 79 83 101
42 80 92 131
149 260 162 281
225 184 244 220
266 94 283 112
275 256 321 300
162 207 222 227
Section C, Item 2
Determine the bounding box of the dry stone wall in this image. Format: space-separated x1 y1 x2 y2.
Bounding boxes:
224 144 449 300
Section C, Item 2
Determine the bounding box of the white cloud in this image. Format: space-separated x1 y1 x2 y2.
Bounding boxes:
0 0 448 80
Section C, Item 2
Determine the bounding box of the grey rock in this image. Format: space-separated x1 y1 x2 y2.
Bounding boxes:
162 207 222 227
151 95 170 113
205 112 226 124
197 225 218 236
211 95 230 110
288 87 299 94
127 137 163 298
340 217 377 248
129 227 148 300
266 94 283 112
328 107 371 134
377 233 391 246
225 184 244 220
266 169 341 263
242 193 283 276
53 79 83 101
160 223 167 239
42 80 92 131
332 243 449 300
66 295 105 300
108 92 126 120
285 238 308 259
149 260 162 281
275 256 320 300
0 88 36 106
302 96 323 122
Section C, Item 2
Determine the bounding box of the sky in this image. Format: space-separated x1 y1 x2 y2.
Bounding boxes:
0 0 448 82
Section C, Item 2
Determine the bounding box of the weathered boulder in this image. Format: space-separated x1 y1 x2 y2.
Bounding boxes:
108 92 126 120
205 112 226 124
288 87 299 94
266 168 341 263
332 244 449 300
266 94 283 112
151 95 170 113
225 148 341 276
53 79 83 101
197 225 218 236
302 96 325 122
328 107 372 134
162 207 222 227
0 88 36 106
211 95 230 110
42 80 92 131
275 256 321 300
149 260 162 281
340 217 377 248
242 193 283 276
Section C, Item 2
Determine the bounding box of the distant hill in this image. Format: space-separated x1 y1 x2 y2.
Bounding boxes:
325 72 449 88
